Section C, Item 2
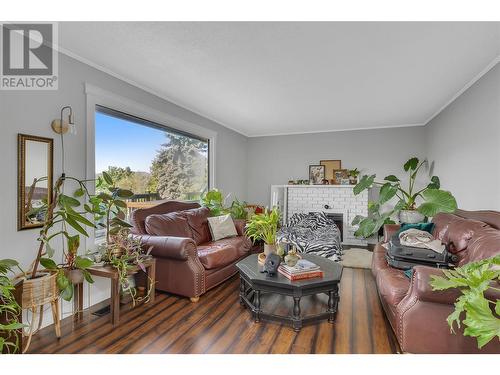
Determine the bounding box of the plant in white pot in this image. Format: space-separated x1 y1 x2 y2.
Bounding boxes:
245 207 281 256
351 157 457 238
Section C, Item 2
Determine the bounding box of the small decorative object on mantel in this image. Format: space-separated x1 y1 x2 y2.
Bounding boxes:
332 169 348 184
309 165 325 185
320 160 342 182
348 168 360 185
322 179 330 185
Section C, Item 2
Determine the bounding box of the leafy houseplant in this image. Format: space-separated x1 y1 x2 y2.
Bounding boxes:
0 259 25 354
245 207 281 256
429 255 500 349
200 189 248 220
97 172 153 305
351 157 458 238
348 168 360 185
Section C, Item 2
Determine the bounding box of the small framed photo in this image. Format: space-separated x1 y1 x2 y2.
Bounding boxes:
332 169 348 184
309 165 325 185
320 160 342 181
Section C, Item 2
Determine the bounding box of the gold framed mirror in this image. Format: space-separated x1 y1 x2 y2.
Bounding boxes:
18 134 54 230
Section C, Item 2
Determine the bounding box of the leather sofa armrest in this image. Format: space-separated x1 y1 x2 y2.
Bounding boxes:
410 266 461 304
135 235 197 261
411 265 500 305
383 224 401 242
233 219 247 237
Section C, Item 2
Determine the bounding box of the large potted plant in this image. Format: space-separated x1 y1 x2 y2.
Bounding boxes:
429 255 500 349
200 189 248 219
351 157 457 238
245 207 281 256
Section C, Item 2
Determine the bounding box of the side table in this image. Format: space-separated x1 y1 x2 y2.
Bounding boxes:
74 258 156 326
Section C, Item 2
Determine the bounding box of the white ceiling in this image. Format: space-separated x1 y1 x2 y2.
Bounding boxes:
59 22 500 137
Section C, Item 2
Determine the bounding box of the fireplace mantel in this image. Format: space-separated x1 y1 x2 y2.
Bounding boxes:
270 184 369 246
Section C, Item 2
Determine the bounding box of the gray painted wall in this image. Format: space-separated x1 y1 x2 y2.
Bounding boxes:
0 53 248 324
426 63 500 210
246 126 427 205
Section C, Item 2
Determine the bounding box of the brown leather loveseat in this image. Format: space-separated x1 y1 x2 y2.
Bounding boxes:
372 209 500 353
131 201 251 302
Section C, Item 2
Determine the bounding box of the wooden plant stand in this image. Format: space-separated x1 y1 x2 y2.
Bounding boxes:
74 258 156 326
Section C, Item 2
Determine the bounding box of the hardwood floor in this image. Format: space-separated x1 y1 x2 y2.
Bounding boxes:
28 268 397 354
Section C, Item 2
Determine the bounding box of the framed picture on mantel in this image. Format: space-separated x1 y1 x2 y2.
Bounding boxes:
320 160 341 181
309 165 325 185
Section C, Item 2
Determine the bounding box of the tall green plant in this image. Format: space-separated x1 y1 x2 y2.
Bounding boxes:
200 189 248 219
429 255 500 349
0 259 25 354
351 157 457 238
245 207 280 245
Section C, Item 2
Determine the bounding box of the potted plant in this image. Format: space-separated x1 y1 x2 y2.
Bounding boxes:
351 157 457 238
96 172 153 305
245 207 281 256
0 259 25 354
348 168 360 185
429 255 500 349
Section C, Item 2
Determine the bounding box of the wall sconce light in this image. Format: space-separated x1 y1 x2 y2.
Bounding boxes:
51 106 76 135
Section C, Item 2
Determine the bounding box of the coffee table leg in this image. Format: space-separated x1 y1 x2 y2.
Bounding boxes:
292 297 302 332
328 286 339 323
239 277 245 305
254 290 261 322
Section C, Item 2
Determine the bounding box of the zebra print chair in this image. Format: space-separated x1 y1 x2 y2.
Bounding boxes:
277 212 343 262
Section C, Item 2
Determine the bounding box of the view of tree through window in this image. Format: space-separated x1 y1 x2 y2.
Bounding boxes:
95 107 209 202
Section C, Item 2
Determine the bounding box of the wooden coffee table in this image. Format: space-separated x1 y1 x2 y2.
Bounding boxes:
236 254 342 331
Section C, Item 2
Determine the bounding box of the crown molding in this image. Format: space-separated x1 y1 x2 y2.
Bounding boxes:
56 41 500 138
423 54 500 125
57 45 252 138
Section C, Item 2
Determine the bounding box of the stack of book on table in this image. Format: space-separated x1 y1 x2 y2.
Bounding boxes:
278 259 324 281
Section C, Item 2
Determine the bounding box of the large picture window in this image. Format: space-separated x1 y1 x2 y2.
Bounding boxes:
95 105 209 202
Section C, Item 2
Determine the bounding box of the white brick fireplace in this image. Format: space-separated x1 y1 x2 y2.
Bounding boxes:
270 185 369 246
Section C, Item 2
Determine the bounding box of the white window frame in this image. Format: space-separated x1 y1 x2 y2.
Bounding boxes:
85 82 216 193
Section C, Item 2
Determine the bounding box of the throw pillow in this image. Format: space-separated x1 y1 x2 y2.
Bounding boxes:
207 214 238 241
398 222 435 235
144 212 193 238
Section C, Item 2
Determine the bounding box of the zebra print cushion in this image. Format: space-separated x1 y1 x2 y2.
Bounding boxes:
278 212 343 262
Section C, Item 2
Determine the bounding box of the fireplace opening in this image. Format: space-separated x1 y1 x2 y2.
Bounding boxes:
310 212 343 241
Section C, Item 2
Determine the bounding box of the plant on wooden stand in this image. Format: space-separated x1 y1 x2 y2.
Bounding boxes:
97 171 153 306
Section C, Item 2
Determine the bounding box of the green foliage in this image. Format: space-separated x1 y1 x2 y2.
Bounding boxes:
0 259 25 353
200 189 248 219
149 134 208 200
201 189 225 216
245 207 281 245
351 157 457 238
429 255 500 349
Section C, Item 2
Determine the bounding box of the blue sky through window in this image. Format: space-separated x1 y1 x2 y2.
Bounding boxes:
95 112 166 173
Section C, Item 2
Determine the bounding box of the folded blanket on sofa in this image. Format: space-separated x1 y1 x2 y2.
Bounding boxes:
399 228 445 253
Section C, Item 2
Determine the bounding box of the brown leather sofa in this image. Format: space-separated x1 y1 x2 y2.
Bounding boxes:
372 209 500 354
130 201 251 302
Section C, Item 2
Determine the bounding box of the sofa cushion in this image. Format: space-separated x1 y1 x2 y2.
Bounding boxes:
184 207 212 245
458 227 500 266
446 217 488 253
207 214 238 241
431 213 460 241
197 237 250 269
144 212 193 238
376 268 411 306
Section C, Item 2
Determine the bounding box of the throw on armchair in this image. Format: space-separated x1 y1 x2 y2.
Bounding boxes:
277 212 343 261
130 201 251 302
